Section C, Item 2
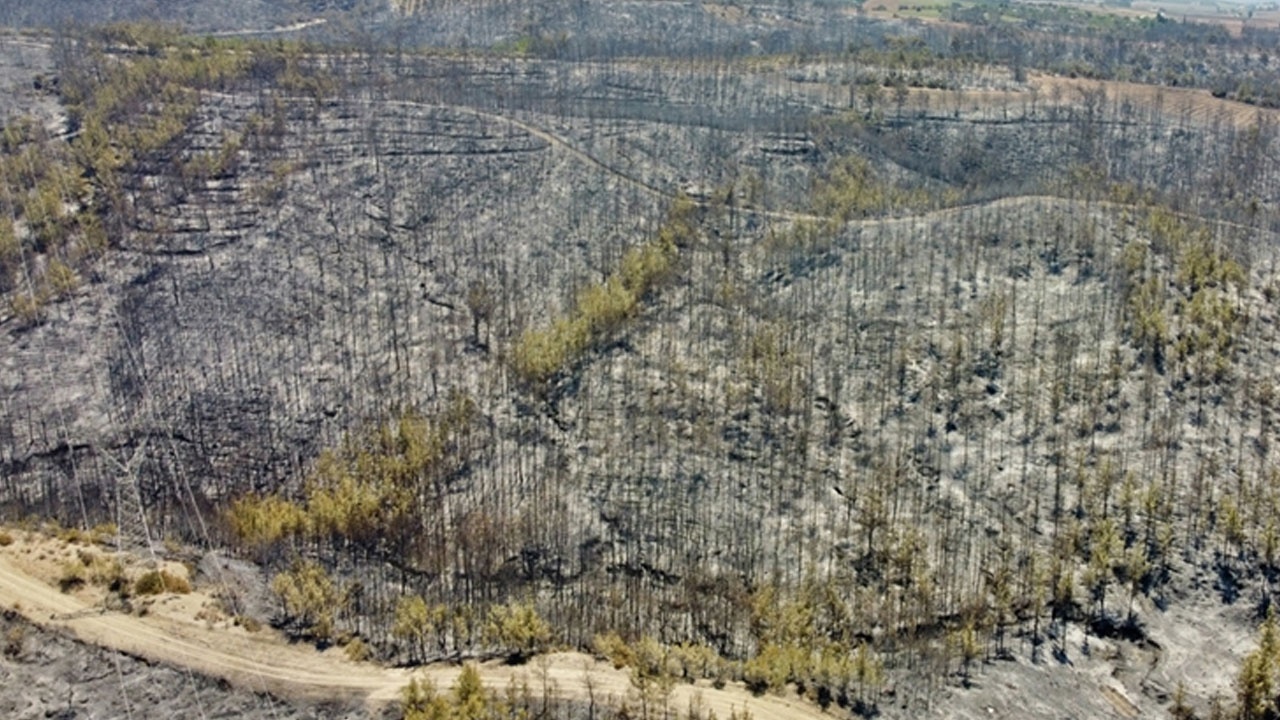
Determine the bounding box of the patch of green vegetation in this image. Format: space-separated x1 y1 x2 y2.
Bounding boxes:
484 601 554 664
270 558 344 642
401 665 496 720
511 196 694 386
489 31 569 58
812 156 936 222
1118 204 1248 384
226 393 478 562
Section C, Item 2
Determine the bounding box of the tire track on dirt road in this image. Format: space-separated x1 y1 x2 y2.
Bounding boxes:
0 549 832 719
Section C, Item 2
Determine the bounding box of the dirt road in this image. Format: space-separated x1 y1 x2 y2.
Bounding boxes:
0 542 831 719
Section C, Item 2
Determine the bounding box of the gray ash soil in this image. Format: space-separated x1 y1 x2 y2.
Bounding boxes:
0 0 344 37
0 36 58 132
0 0 919 60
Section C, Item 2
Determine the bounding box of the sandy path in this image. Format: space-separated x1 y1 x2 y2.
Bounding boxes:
271 92 1270 232
208 19 329 37
0 545 831 719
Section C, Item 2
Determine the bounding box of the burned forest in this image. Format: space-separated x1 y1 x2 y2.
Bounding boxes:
3 1 1280 719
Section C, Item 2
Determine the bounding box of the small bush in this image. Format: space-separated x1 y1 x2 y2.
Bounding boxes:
3 626 24 659
0 530 13 546
271 560 343 643
9 292 44 328
56 525 89 544
45 259 78 298
88 523 117 545
485 601 553 663
133 572 163 595
133 569 192 596
344 636 372 662
78 551 125 591
592 632 635 669
58 561 86 593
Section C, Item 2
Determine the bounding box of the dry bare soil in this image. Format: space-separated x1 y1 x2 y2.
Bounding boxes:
0 530 824 720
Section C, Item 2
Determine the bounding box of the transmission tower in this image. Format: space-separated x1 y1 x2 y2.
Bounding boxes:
103 437 156 563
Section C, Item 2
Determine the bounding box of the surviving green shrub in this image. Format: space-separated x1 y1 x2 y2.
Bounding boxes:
224 493 308 557
401 664 498 720
812 155 932 223
271 559 344 643
592 631 635 669
484 601 553 663
9 292 44 328
344 636 372 662
58 561 86 593
512 219 680 385
133 569 192 596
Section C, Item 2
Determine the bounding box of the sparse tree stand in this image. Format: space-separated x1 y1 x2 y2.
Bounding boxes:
850 643 884 713
1235 612 1280 720
627 642 678 720
1084 517 1120 626
401 665 494 720
401 676 451 720
950 622 982 688
484 601 553 664
393 595 438 665
1051 562 1076 660
271 559 346 644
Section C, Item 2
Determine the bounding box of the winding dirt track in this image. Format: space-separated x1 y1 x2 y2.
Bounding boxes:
208 18 328 37
303 94 1262 233
0 550 830 719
